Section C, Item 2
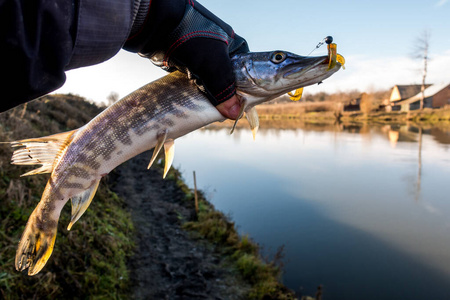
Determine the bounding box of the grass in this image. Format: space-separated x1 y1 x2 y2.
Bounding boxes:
0 96 135 299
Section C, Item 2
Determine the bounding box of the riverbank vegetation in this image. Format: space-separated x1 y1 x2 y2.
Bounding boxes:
165 167 296 299
254 89 450 125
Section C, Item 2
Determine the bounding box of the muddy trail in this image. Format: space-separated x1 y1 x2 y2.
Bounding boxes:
111 151 250 299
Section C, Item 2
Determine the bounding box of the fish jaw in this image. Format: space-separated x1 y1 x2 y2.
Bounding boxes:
232 51 342 106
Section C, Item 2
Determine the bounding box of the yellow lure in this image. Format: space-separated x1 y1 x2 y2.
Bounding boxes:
337 54 345 69
327 43 337 70
288 87 304 101
287 41 345 101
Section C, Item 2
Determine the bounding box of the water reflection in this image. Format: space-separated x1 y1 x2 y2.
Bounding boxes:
173 121 450 300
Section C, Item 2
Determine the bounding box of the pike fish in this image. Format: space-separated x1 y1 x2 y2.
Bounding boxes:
10 48 343 275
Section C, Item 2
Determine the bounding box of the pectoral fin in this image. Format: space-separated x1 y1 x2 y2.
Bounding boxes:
67 179 101 230
148 131 168 169
163 139 175 178
245 107 259 140
230 99 247 135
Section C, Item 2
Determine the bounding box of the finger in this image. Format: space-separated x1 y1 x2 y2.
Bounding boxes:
216 95 241 120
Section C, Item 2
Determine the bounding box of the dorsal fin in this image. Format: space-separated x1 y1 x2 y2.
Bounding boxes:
10 130 77 177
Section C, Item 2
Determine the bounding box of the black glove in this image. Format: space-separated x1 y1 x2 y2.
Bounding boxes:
124 0 249 106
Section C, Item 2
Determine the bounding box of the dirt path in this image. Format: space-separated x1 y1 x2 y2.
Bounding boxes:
111 151 249 299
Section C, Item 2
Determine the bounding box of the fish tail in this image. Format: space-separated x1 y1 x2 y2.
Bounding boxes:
15 201 59 276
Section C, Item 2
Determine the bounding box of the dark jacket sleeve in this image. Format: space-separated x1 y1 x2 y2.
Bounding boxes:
0 0 248 113
124 0 249 106
0 0 136 112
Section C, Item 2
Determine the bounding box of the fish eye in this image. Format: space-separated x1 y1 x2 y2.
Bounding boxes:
271 51 286 64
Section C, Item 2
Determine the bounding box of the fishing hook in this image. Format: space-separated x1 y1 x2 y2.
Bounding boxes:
307 36 333 56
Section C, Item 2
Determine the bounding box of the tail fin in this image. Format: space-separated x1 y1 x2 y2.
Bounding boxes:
15 208 58 276
10 130 77 177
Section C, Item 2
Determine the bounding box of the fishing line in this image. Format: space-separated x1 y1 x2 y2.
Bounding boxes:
307 36 333 56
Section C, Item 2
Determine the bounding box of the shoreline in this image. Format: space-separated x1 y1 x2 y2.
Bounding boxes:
112 152 297 299
205 107 450 133
255 104 450 125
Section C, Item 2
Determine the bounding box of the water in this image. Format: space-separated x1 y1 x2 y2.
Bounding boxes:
172 122 450 300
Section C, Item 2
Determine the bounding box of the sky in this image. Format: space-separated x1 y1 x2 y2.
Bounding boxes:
55 0 450 104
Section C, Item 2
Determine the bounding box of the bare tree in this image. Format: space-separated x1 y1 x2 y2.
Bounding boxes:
412 30 430 110
360 93 374 115
107 92 120 106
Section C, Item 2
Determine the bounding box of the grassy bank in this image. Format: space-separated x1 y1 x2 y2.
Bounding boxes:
164 167 296 300
341 108 450 124
0 96 135 299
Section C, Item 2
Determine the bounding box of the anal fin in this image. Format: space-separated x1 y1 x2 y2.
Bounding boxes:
67 179 101 230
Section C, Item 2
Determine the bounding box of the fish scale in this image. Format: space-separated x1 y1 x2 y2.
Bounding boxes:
8 49 344 275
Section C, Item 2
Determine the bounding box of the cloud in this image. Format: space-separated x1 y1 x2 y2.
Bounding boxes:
56 51 166 103
435 0 448 7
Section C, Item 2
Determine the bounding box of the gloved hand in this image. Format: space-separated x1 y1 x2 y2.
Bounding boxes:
124 0 249 119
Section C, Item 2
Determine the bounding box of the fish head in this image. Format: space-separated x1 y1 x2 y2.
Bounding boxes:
232 50 343 107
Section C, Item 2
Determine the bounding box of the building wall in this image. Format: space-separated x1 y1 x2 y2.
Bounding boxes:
401 97 433 111
432 85 450 108
390 86 401 101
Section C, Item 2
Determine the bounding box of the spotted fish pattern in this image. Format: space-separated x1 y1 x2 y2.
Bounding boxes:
13 72 223 275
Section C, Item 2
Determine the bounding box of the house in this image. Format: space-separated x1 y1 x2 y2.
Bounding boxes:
392 83 450 111
389 84 431 111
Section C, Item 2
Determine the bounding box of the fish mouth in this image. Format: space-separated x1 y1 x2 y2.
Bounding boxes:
278 54 342 93
282 55 339 80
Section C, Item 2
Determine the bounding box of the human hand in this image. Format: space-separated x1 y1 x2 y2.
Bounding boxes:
124 0 248 120
216 94 241 120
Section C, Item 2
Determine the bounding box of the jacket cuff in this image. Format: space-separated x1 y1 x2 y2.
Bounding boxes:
66 0 136 70
211 82 236 106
